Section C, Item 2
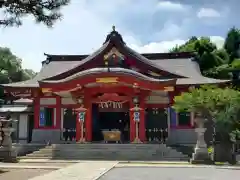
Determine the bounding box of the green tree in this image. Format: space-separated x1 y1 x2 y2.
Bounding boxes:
22 69 37 80
224 27 240 62
0 47 22 83
173 85 240 143
203 64 232 79
0 0 70 27
170 37 229 72
0 47 36 99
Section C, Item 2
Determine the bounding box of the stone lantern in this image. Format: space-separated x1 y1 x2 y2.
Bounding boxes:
0 116 18 162
191 112 210 163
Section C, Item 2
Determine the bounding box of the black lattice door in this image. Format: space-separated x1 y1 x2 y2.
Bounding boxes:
145 108 168 143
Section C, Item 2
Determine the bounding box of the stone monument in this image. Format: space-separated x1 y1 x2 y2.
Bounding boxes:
191 113 211 164
0 116 18 162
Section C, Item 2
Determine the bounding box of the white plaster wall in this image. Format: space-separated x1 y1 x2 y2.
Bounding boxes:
61 108 64 139
145 91 169 104
145 95 169 104
61 108 64 130
40 98 56 105
61 97 76 105
54 108 56 126
12 114 19 142
18 114 28 141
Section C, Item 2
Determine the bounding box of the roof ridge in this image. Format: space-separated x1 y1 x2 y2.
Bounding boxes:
42 51 195 63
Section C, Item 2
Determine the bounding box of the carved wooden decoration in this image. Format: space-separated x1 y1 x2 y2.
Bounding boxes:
148 70 161 77
104 47 125 60
104 47 125 66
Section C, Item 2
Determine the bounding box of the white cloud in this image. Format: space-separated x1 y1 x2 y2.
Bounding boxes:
197 8 221 18
0 0 225 73
130 40 185 53
0 0 111 72
156 1 188 11
210 36 225 49
129 36 225 54
154 22 184 40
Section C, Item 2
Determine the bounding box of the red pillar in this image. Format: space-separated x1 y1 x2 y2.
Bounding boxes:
129 100 136 142
168 91 175 106
139 98 146 142
85 96 92 142
75 111 81 141
55 96 61 129
34 97 40 129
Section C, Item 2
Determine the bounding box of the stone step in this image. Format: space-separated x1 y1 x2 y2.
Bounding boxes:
22 143 190 161
29 152 157 157
38 148 159 153
49 144 164 149
24 154 188 161
26 153 188 160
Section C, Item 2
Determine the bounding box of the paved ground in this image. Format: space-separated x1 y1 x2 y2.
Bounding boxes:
0 162 75 170
99 167 240 180
0 169 53 180
0 162 75 167
28 161 118 180
1 160 239 180
0 161 76 180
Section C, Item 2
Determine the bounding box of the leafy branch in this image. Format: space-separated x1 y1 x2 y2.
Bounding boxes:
0 0 70 27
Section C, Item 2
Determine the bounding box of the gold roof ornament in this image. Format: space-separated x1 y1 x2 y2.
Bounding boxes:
148 70 161 77
41 88 52 93
103 47 125 60
96 77 118 83
164 86 174 92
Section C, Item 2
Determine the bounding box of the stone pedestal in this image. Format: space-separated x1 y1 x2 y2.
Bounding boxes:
0 127 18 162
0 147 18 162
191 128 210 163
191 115 211 164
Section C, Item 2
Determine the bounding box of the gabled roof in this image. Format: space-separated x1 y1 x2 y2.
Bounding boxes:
42 27 189 81
151 59 229 84
40 68 175 84
42 51 194 63
2 57 229 88
1 26 229 88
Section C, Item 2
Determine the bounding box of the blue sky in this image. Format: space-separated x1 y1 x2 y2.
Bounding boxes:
0 0 239 72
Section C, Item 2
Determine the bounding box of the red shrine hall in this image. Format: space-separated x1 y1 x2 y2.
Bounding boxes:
1 27 228 144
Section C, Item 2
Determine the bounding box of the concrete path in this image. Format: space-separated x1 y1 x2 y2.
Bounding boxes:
99 166 240 180
28 161 118 180
19 159 82 163
117 163 240 169
0 162 73 170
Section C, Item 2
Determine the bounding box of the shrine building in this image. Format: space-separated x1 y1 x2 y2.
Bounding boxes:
1 27 228 145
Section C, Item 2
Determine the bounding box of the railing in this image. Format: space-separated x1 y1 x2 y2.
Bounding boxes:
145 128 168 144
62 128 76 142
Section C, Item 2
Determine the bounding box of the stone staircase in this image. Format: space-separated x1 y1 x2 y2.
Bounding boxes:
21 144 189 161
14 143 46 156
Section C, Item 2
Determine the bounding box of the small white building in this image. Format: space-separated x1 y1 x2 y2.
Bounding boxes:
0 98 33 144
